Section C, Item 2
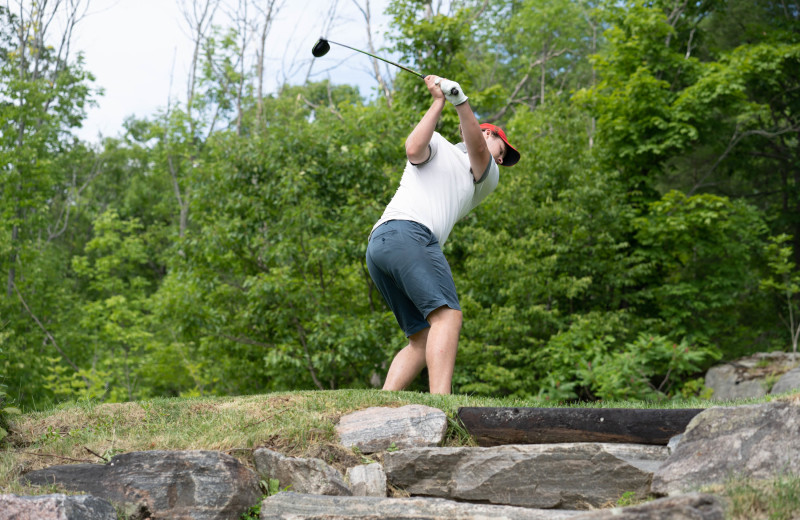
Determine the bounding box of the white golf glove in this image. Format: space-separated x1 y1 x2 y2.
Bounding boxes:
439 78 468 106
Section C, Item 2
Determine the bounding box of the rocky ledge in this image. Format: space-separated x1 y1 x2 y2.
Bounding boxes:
6 397 800 519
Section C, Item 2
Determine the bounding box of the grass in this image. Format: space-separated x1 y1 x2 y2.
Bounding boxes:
706 473 800 520
1 388 798 518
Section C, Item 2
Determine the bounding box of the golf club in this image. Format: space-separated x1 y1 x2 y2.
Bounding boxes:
311 37 460 96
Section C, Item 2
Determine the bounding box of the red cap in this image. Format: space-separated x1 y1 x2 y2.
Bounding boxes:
480 123 520 167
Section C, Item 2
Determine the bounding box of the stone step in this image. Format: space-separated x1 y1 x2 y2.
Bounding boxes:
383 443 669 510
260 492 584 519
259 492 725 520
458 407 703 446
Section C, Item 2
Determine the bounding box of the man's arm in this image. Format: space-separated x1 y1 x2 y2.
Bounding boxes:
405 76 446 164
454 102 492 182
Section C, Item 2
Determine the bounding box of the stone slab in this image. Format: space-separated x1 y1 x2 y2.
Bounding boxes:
336 405 447 453
259 492 583 519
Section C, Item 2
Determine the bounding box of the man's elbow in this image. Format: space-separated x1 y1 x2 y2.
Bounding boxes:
406 141 430 164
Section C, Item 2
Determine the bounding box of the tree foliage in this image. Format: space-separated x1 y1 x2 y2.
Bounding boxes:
1 0 798 407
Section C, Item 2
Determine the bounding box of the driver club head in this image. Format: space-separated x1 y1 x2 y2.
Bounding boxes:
312 38 330 58
310 37 427 81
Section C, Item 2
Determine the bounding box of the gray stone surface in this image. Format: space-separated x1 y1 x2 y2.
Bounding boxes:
253 448 351 496
384 444 656 510
706 351 799 400
599 443 669 473
652 401 800 496
346 462 387 497
336 405 448 454
0 494 117 520
771 366 800 394
259 492 584 519
572 493 725 520
22 450 260 520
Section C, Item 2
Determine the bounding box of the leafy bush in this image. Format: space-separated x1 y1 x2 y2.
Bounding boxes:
0 331 22 444
579 334 720 401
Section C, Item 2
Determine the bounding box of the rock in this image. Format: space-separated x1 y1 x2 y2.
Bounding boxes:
600 443 670 473
22 450 260 520
652 401 800 496
384 444 660 510
253 448 351 496
771 366 800 394
667 434 683 455
706 351 799 400
336 405 448 454
346 462 387 497
0 494 117 520
259 492 584 519
571 493 725 520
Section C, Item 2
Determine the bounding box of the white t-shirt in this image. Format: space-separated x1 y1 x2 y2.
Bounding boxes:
372 132 500 247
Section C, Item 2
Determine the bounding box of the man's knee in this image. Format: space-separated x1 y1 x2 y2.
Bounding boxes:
428 306 462 330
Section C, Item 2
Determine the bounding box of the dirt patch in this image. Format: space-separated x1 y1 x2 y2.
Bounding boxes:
304 442 362 472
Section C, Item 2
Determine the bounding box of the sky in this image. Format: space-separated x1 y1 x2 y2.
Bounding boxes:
70 0 396 142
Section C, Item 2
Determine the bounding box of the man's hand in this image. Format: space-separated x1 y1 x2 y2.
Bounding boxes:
437 78 468 106
425 75 446 101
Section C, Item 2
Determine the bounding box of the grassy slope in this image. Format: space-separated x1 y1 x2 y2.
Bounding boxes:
1 389 798 517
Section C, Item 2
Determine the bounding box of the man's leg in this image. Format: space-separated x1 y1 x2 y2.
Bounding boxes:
382 306 462 393
383 327 430 391
426 306 462 394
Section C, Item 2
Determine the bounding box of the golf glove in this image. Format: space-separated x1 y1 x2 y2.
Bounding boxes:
439 79 468 106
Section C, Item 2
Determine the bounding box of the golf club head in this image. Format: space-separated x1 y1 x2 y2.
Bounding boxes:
312 38 330 58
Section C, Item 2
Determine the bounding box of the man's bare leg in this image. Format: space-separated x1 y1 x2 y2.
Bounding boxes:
425 306 462 394
382 327 429 391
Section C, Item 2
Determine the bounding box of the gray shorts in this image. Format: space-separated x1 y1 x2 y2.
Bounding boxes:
366 220 461 337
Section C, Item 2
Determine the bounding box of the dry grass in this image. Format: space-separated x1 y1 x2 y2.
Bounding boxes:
0 389 521 494
2 387 799 509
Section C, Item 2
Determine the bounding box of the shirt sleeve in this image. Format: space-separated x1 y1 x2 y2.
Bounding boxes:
410 132 441 166
469 158 499 211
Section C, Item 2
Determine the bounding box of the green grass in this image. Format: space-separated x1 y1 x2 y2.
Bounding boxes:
706 473 800 520
1 388 798 517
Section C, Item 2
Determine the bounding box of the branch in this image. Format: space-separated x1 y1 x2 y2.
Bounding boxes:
689 124 800 195
285 303 324 390
49 155 104 241
297 93 344 122
11 281 91 388
20 451 95 464
12 281 88 387
84 446 109 462
216 333 275 350
483 48 569 122
350 0 393 107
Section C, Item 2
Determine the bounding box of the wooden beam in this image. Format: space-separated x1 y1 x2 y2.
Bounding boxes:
457 407 705 446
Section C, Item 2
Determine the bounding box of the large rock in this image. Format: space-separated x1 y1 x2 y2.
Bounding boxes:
706 351 799 400
259 492 584 519
652 401 800 496
384 443 665 510
253 448 351 496
22 450 260 519
346 462 387 497
0 494 117 520
572 493 725 520
336 405 448 453
771 366 800 394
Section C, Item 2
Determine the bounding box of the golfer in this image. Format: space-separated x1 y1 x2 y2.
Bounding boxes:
366 75 520 394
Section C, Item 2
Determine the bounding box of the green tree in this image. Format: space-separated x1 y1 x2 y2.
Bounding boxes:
0 1 99 408
631 191 769 353
761 235 800 358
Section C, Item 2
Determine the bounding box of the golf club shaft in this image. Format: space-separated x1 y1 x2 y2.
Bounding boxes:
326 39 425 79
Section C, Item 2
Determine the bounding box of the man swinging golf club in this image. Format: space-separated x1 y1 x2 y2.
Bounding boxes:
366 75 520 394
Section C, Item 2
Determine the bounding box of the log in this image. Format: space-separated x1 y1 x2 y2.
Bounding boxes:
457 407 704 446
